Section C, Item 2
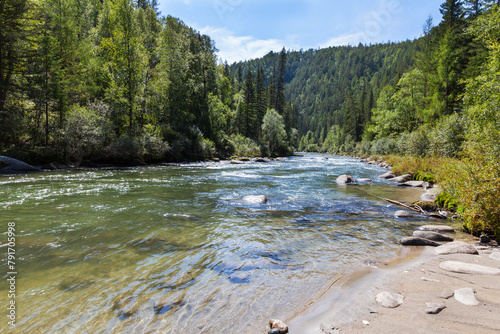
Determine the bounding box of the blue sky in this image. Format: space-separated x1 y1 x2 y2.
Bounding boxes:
159 0 443 63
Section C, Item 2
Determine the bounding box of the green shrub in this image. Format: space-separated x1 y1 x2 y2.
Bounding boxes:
428 113 465 158
229 134 261 157
371 137 398 155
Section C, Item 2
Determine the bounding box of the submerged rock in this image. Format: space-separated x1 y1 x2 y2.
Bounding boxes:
401 237 441 247
439 261 500 275
412 230 454 242
230 160 245 165
454 288 479 306
395 210 412 218
269 319 288 333
376 291 404 308
255 158 271 163
435 241 479 255
357 178 372 184
336 175 355 184
112 295 140 319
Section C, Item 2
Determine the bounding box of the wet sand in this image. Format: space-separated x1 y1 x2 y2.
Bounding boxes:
287 239 500 334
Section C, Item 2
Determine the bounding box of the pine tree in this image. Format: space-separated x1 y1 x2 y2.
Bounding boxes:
440 0 465 28
276 47 287 116
243 69 255 138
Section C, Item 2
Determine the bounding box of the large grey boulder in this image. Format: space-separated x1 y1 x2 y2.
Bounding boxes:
454 288 480 306
400 237 441 247
439 261 500 275
336 175 355 184
375 291 404 308
0 156 39 173
435 241 479 255
412 230 454 242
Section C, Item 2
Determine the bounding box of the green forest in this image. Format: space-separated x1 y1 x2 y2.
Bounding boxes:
1 0 499 238
0 0 296 164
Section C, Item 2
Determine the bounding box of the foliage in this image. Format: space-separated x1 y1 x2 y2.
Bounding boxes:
261 109 288 156
228 134 261 157
437 5 500 240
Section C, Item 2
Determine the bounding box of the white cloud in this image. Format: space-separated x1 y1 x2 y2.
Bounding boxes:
319 33 365 48
198 26 289 63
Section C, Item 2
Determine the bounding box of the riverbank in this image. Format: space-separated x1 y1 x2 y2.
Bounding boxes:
286 235 500 334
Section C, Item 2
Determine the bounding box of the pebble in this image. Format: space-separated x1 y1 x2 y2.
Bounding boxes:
375 291 404 308
440 290 454 299
425 302 446 314
269 319 288 333
454 288 479 306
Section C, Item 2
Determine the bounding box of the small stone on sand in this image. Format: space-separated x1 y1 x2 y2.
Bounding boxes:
375 291 404 308
454 288 479 306
426 302 446 314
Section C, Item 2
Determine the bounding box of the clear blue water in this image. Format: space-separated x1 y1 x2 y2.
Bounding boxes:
0 153 429 333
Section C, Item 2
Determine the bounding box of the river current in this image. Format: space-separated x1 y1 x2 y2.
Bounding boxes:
1 153 433 333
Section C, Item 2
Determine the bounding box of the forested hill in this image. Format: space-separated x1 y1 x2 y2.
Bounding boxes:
232 41 417 149
233 1 500 239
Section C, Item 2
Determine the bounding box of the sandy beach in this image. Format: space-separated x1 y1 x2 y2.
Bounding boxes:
286 236 500 334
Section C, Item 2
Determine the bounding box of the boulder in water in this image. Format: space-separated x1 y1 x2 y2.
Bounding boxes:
378 172 395 179
395 210 412 218
0 156 39 173
400 237 441 247
336 175 355 184
242 195 268 204
412 230 454 242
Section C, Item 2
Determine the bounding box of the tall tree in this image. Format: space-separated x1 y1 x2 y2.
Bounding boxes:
275 47 287 116
440 0 465 28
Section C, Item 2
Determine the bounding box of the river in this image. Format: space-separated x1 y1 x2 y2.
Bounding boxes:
1 153 433 333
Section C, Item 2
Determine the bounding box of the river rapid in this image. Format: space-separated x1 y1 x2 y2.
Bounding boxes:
1 153 432 333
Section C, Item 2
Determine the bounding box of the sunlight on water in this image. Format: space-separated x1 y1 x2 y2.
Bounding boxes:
0 154 439 333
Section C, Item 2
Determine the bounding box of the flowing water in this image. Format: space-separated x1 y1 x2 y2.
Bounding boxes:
0 154 444 333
